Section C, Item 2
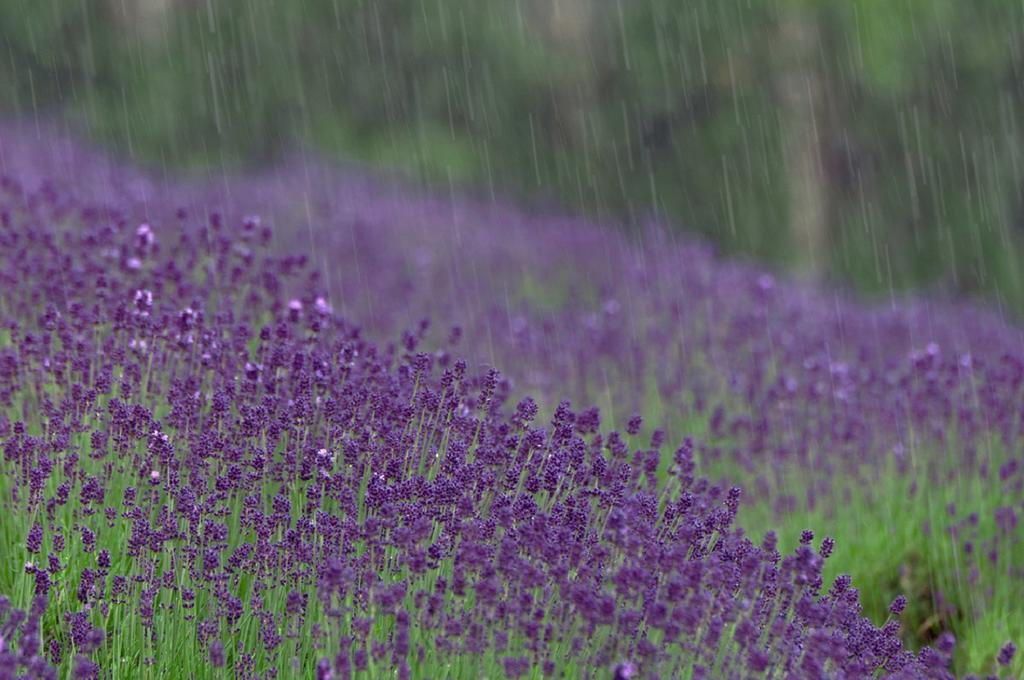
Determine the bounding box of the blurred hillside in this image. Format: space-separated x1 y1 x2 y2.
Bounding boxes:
3 0 1024 309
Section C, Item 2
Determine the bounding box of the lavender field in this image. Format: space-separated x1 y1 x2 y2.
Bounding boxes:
0 121 1022 679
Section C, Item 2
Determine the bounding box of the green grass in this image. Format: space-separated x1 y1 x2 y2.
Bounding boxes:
696 428 1024 678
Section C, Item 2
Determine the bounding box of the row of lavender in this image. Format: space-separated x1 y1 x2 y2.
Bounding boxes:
11 122 1024 477
9 124 1024 588
0 174 955 678
0 125 1019 675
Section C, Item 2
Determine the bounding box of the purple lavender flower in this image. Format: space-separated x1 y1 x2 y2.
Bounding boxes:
209 640 225 668
626 415 643 436
73 656 99 680
26 523 43 554
614 661 638 679
998 641 1017 666
936 631 956 655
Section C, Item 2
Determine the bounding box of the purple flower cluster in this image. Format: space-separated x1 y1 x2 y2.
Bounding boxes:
0 159 965 678
10 121 1021 489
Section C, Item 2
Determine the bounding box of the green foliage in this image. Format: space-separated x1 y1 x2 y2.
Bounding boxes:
823 0 1024 305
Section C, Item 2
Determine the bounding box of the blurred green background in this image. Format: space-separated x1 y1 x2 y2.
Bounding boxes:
3 0 1024 308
